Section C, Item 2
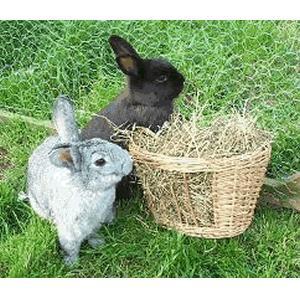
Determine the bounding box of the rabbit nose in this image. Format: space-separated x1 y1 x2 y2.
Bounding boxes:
121 159 133 176
175 71 184 81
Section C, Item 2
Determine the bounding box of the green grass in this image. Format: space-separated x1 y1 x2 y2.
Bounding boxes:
0 20 299 277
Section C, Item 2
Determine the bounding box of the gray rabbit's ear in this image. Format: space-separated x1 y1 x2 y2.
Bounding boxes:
109 35 140 58
48 144 81 171
52 95 80 143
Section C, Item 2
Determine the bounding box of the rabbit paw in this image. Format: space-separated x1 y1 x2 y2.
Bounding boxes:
18 191 29 202
87 235 105 249
63 254 78 266
105 206 116 225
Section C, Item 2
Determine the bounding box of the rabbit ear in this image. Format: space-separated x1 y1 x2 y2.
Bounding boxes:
48 144 81 171
116 55 142 77
52 95 80 143
109 35 143 77
109 35 140 58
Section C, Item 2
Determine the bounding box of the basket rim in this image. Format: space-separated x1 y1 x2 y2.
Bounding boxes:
129 142 272 173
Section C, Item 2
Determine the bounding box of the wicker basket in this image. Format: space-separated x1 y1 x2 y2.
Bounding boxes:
129 143 271 239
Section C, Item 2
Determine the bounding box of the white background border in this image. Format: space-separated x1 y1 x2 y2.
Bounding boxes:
0 0 299 19
0 278 299 299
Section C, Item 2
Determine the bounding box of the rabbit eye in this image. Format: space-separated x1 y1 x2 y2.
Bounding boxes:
155 74 168 83
94 158 106 167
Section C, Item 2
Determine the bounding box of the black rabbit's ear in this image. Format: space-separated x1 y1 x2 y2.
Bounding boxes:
116 55 142 77
109 35 140 58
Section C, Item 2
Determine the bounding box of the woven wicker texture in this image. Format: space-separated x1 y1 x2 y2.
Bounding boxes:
127 114 272 239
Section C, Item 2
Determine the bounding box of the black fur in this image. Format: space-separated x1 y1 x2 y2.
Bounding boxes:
81 35 185 142
81 35 185 200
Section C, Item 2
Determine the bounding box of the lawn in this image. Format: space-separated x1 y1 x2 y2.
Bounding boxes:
0 20 299 277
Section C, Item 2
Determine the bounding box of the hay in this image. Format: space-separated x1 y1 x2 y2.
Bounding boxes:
127 113 270 159
118 113 272 238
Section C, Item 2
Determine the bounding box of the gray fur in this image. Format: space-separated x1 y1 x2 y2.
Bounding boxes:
52 95 80 143
25 96 133 265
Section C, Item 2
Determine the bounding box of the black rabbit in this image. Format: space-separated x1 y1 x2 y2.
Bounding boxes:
81 35 185 142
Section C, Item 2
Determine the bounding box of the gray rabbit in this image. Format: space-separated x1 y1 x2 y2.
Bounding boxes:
25 95 133 265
